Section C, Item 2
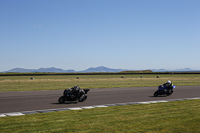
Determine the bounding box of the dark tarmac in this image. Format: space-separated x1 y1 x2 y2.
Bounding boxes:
0 86 200 113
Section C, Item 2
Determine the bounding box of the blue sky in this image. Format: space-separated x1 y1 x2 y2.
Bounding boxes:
0 0 200 72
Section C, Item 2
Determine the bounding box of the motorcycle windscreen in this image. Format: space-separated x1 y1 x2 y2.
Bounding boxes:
83 89 90 94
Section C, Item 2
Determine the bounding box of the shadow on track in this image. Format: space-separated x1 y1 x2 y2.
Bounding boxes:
51 101 78 104
149 95 167 97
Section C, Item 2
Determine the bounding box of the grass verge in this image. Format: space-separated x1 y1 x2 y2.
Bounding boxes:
0 74 200 92
0 99 200 132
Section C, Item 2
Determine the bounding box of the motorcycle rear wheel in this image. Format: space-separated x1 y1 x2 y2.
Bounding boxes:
154 91 159 97
58 96 66 103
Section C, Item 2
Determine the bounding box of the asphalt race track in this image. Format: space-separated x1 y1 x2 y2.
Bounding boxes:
0 86 200 114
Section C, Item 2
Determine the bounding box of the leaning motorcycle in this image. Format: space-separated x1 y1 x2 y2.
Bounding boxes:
154 85 176 97
58 88 90 103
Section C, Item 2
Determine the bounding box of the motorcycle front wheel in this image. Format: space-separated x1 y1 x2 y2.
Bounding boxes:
167 90 173 96
78 94 86 102
58 96 66 103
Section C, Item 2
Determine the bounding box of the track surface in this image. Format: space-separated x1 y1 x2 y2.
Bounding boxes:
0 86 200 113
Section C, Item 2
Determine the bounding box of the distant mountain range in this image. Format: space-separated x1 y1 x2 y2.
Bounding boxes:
2 66 125 73
151 68 200 72
1 66 200 73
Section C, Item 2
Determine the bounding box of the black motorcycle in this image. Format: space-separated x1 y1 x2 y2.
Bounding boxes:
58 88 90 103
154 85 176 97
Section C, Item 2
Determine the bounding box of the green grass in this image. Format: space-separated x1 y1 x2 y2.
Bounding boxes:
0 74 200 92
1 74 200 132
0 99 200 132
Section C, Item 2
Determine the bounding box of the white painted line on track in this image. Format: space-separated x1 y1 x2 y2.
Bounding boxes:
156 100 168 103
138 102 152 104
0 114 6 117
1 97 200 117
68 107 82 110
81 106 95 109
93 105 108 108
146 100 168 103
104 104 116 106
5 112 24 116
188 97 200 100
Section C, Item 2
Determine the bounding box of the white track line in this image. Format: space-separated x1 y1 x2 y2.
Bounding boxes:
1 97 200 117
3 112 24 117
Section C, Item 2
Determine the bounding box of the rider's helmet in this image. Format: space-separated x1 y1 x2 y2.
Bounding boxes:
167 80 171 84
74 85 79 91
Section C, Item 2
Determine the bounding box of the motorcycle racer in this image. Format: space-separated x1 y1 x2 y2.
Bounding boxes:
59 85 90 103
154 81 175 97
158 80 173 91
71 85 85 97
163 80 173 89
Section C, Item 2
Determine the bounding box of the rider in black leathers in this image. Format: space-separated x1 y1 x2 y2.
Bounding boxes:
70 85 85 98
163 80 173 91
